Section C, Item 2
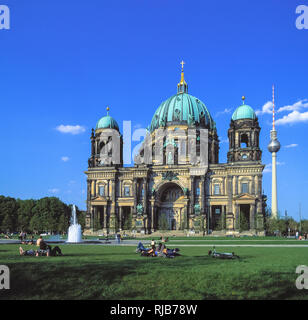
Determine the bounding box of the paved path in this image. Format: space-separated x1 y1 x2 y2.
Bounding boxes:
2 239 308 248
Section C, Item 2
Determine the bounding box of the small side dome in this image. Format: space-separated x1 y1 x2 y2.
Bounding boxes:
232 96 256 121
96 107 119 131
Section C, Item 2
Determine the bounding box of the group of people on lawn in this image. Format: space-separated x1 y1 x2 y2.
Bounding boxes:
19 236 63 257
136 237 180 258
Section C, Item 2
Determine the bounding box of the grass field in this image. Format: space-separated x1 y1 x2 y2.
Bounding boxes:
1 243 308 300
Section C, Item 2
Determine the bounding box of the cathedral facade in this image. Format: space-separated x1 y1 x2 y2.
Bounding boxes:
84 67 267 235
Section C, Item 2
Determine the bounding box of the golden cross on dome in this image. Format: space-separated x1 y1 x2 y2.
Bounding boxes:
180 60 185 71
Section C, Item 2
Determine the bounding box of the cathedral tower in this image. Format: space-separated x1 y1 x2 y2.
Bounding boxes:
227 96 262 163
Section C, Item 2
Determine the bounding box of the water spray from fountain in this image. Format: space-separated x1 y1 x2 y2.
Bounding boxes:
67 205 82 243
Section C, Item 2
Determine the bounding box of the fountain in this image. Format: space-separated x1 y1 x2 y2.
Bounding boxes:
67 205 82 243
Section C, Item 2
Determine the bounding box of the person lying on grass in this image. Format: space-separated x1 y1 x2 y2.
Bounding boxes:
208 247 239 259
19 247 37 256
136 241 151 253
20 246 63 257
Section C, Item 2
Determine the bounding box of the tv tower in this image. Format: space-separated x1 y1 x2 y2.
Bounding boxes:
267 85 281 218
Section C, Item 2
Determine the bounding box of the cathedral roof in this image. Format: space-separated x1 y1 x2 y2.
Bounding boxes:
96 107 119 131
232 97 256 121
149 62 215 132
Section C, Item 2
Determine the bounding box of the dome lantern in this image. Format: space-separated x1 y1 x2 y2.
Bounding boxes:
177 60 188 94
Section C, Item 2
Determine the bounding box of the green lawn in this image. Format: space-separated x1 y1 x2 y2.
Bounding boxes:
0 244 307 300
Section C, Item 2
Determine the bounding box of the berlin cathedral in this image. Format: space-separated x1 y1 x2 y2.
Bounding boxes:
84 64 267 236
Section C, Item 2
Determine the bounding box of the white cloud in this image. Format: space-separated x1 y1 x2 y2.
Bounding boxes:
56 125 86 135
263 164 272 173
48 188 60 194
216 108 232 117
61 156 70 162
263 162 285 173
276 110 308 125
277 99 308 113
284 144 298 148
257 99 308 125
256 101 273 116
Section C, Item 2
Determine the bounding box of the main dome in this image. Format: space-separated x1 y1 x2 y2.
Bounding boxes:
150 92 215 132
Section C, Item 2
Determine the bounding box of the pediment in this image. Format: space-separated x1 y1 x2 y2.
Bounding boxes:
234 193 256 200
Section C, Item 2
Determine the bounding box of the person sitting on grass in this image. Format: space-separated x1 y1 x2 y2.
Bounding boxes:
46 246 63 256
151 239 156 250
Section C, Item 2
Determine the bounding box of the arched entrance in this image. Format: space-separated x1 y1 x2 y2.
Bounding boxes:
156 183 185 230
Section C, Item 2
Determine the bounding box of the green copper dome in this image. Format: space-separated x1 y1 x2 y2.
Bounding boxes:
232 99 256 121
150 92 215 132
96 108 119 131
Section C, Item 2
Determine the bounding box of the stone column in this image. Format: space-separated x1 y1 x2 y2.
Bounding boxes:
150 200 155 232
143 177 148 216
91 181 95 197
201 176 205 215
258 175 262 196
209 206 212 231
90 207 94 230
119 206 123 231
221 205 226 230
110 179 116 231
256 200 263 230
235 204 240 231
227 175 233 214
87 180 91 199
235 176 239 195
93 206 98 231
183 205 188 230
250 203 256 230
254 176 258 196
133 178 138 214
251 176 255 195
235 132 239 148
190 176 195 216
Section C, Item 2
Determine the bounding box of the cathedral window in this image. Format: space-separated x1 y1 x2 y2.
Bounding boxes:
214 184 220 195
241 183 249 194
240 133 249 148
124 186 130 197
99 186 105 196
195 187 200 196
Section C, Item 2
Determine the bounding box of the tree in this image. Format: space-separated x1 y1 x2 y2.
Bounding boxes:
301 220 308 234
123 212 132 230
158 214 169 230
17 199 36 232
239 213 249 232
0 196 19 232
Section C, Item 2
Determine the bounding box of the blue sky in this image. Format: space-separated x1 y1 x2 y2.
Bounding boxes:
0 0 307 219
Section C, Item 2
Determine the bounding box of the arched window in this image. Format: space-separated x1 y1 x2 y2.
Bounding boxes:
240 133 249 148
98 185 105 196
